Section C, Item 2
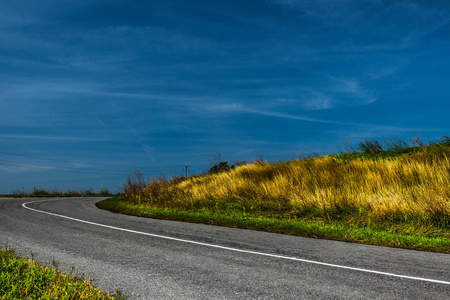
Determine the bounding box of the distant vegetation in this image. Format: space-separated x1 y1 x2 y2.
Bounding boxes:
98 136 450 252
0 245 126 299
1 187 114 198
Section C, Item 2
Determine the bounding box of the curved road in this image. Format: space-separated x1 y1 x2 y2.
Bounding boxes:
0 197 449 299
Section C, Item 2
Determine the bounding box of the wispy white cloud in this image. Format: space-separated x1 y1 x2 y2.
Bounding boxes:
365 66 400 80
234 107 348 125
0 13 39 27
328 77 376 105
0 80 209 104
58 87 209 101
0 164 54 174
259 76 376 111
271 0 450 57
213 103 243 111
301 93 334 110
0 30 61 53
93 116 106 127
0 134 120 142
211 102 434 133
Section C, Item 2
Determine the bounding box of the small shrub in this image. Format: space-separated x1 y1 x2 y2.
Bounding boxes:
122 169 148 200
253 154 268 165
11 188 26 198
438 135 450 146
209 161 233 174
357 139 384 153
385 136 408 150
81 187 94 197
146 175 170 199
409 136 425 147
30 188 61 197
99 188 112 196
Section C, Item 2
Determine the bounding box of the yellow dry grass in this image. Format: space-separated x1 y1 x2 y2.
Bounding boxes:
164 153 450 223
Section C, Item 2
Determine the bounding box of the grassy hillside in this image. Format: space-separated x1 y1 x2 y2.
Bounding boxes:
99 137 450 253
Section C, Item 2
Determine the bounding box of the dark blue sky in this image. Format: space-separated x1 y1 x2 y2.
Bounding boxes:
1 0 450 193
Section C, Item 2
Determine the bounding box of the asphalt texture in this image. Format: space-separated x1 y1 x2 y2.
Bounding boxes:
0 197 449 299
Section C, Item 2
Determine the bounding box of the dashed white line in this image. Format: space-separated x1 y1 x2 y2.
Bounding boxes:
22 199 450 286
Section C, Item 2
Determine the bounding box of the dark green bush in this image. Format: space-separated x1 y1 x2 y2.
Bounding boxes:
208 161 233 174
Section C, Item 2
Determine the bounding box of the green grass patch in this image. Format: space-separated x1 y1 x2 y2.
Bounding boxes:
0 245 126 300
97 196 450 253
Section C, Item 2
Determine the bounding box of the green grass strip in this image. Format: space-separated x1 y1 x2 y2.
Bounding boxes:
0 246 126 300
97 197 450 254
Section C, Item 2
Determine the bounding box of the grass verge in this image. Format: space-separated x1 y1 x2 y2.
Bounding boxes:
0 245 126 299
97 196 450 253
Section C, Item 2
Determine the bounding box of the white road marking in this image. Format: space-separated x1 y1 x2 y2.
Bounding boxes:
22 199 450 285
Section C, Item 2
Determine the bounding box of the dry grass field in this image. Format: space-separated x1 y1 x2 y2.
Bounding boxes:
113 137 450 252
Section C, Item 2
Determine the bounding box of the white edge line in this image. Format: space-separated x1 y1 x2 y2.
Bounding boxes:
22 199 450 286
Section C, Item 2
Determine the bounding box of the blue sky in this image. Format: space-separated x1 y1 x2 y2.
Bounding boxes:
1 0 450 193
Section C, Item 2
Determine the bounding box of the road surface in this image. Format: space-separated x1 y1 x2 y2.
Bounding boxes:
0 197 449 299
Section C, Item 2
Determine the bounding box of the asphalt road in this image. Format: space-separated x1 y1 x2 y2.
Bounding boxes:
0 197 449 299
